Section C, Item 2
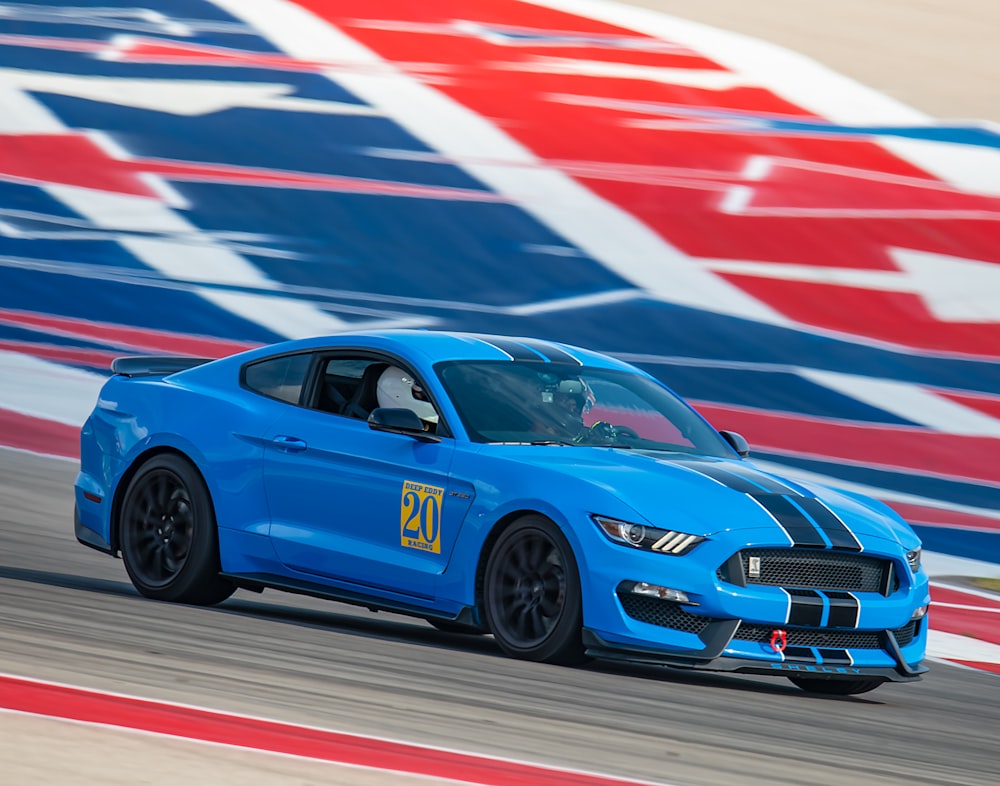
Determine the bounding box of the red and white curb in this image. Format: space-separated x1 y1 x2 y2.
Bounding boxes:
929 582 1000 675
0 674 670 786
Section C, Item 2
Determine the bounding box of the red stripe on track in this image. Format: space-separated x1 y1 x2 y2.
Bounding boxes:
0 339 118 369
932 586 1000 611
691 401 1000 488
948 661 1000 676
886 502 1000 534
935 390 1000 421
0 408 78 458
0 675 664 786
931 586 1000 645
0 308 257 358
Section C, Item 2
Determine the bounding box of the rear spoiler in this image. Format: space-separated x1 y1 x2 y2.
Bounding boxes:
111 356 214 378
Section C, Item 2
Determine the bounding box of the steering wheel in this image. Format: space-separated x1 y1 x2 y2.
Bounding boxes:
576 422 640 445
612 424 640 441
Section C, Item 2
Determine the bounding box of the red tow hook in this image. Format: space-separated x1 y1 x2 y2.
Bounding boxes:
770 629 788 654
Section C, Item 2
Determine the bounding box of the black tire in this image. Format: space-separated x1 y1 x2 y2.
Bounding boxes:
119 454 235 605
789 676 886 696
483 515 587 665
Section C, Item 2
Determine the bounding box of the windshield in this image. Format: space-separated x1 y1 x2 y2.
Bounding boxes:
437 361 733 456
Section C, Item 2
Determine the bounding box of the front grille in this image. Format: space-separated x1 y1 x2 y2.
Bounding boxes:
618 593 712 634
721 548 892 593
734 620 917 650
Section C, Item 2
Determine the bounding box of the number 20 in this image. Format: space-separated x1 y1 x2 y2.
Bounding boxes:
402 489 439 545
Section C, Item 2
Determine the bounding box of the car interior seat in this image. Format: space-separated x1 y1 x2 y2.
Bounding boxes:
342 362 388 420
318 379 349 414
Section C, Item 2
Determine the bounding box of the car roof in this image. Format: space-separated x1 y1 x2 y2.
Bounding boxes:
238 330 635 371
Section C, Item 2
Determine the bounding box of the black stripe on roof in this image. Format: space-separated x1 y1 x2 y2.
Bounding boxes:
480 338 547 361
518 339 582 365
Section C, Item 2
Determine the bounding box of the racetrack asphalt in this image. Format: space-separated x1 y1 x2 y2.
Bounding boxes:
0 450 1000 786
2 449 999 786
3 2 999 784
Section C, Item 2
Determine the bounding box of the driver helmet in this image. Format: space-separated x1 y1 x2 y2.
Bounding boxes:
376 366 439 424
551 377 593 417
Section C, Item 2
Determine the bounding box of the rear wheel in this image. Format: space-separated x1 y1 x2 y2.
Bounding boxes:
789 676 885 696
119 454 234 605
483 515 586 665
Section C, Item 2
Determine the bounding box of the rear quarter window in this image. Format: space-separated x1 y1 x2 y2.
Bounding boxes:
243 353 311 404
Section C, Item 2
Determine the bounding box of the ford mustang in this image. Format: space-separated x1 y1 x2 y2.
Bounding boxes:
74 330 929 694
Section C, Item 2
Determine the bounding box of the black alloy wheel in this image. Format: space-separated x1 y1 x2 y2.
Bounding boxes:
484 515 586 664
119 454 234 605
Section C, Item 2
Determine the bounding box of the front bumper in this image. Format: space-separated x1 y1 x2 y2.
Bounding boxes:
582 613 928 682
579 533 929 682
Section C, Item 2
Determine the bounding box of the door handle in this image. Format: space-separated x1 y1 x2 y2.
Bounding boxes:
272 435 308 452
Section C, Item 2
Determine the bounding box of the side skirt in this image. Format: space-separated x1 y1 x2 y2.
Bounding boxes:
220 571 480 628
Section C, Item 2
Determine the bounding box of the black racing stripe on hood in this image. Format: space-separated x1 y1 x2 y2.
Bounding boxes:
714 463 799 494
671 459 797 495
671 459 862 552
825 591 861 629
751 494 828 548
796 497 863 552
671 460 767 493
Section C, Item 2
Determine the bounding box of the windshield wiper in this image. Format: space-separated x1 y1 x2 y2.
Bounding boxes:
486 440 575 446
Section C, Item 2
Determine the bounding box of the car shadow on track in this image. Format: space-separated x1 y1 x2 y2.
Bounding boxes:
216 594 505 657
0 565 885 703
215 592 885 704
0 564 135 597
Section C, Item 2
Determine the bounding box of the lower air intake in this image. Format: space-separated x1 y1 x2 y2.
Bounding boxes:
618 593 712 634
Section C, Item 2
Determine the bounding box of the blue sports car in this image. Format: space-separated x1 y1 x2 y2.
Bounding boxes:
74 331 929 694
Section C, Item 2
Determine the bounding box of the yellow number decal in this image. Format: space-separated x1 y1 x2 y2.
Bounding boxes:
400 480 443 554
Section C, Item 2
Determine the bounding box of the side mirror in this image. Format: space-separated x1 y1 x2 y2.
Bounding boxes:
719 430 750 458
368 407 440 443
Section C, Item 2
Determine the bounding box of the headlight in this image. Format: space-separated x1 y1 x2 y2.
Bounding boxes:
592 515 704 555
906 547 922 573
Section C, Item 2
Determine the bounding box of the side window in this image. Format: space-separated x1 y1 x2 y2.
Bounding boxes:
314 357 440 434
244 353 311 404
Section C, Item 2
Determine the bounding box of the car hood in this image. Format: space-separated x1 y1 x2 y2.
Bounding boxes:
493 446 912 547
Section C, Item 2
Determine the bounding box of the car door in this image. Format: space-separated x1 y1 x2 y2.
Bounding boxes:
261 356 473 600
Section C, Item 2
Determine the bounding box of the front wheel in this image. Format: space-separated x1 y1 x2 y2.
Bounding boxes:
483 515 587 665
119 454 234 605
789 676 886 696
